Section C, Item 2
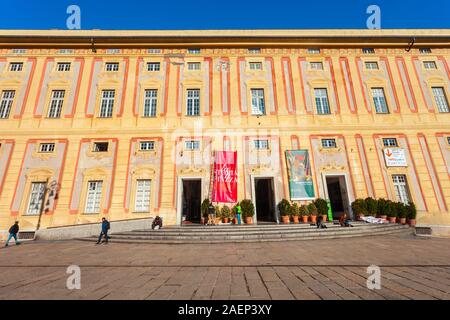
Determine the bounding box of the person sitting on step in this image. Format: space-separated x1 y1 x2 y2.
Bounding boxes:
316 215 327 229
152 216 163 230
339 212 353 227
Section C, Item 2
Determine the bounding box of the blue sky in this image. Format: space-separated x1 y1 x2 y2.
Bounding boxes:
1 0 449 30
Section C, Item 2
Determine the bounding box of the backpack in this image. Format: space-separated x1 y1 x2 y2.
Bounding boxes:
106 221 110 230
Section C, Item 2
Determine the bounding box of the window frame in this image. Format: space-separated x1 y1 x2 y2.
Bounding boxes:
371 87 389 114
0 90 15 119
186 89 200 116
9 62 23 72
184 140 200 151
134 179 151 213
139 141 155 151
85 180 103 214
382 138 398 147
431 87 450 113
146 62 161 72
38 143 55 153
99 89 115 118
365 61 379 70
423 61 437 70
56 62 71 72
321 138 337 148
310 62 324 70
314 88 331 115
92 142 109 153
143 89 158 117
249 62 263 70
362 48 375 54
250 88 266 115
26 182 46 215
47 90 65 118
392 174 411 205
105 62 119 72
253 139 270 150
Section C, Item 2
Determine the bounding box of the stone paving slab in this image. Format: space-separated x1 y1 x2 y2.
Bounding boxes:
0 233 449 300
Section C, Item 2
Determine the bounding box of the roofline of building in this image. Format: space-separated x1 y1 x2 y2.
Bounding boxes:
0 29 449 48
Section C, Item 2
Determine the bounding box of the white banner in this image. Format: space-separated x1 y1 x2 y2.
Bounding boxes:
383 148 407 167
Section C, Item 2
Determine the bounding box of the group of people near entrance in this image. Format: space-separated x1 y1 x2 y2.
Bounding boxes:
206 202 242 225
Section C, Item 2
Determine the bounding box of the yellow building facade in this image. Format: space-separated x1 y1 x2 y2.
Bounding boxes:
0 29 449 235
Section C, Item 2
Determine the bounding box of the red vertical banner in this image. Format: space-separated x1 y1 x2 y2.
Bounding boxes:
212 151 238 203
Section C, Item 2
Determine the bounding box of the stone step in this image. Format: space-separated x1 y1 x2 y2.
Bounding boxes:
78 228 413 244
117 223 406 237
78 224 412 244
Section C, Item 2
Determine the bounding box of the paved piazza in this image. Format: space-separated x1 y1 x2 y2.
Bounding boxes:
0 233 450 300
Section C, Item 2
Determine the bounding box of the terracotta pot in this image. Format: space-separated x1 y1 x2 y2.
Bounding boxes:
232 218 237 224
200 217 205 225
322 215 327 222
380 215 387 220
399 217 406 225
388 217 396 223
223 218 229 223
293 216 299 224
302 215 309 223
408 219 416 227
281 215 290 224
310 215 317 223
245 216 253 224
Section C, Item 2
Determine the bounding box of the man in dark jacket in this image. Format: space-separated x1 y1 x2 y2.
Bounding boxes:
96 217 110 244
5 221 21 247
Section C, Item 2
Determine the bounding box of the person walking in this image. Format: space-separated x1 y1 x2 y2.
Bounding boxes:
4 221 21 247
96 217 110 244
235 202 242 225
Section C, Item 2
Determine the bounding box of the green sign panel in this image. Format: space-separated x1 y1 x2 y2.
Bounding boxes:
285 150 315 200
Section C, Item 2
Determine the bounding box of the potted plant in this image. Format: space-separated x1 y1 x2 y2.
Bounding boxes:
231 205 238 224
201 198 210 225
407 202 417 226
221 205 231 223
299 205 309 223
386 200 397 223
290 203 300 224
277 199 291 224
307 202 318 223
364 197 378 217
240 199 255 224
214 205 222 224
351 199 368 220
314 198 328 222
396 202 407 225
377 198 388 220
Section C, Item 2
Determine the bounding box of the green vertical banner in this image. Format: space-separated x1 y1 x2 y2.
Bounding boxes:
285 150 315 200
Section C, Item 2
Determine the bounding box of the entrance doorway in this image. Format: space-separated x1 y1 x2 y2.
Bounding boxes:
254 177 276 222
325 175 350 220
181 179 202 223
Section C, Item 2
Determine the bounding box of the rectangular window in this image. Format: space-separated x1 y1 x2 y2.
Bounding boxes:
93 142 109 152
392 175 411 205
419 48 432 54
9 62 23 72
147 62 160 71
185 140 200 150
0 90 15 119
248 48 261 54
372 88 389 113
187 62 201 70
307 48 320 54
423 61 437 70
187 48 201 54
432 87 450 113
362 48 375 54
85 181 103 214
57 49 74 54
251 89 265 115
11 49 26 54
186 89 200 116
382 138 398 147
447 136 450 146
56 62 71 72
139 141 155 151
148 49 162 54
321 139 337 148
105 62 119 72
314 88 331 114
39 143 55 153
47 90 65 118
249 62 263 70
143 89 158 117
135 179 151 212
310 62 323 70
254 139 269 150
106 49 121 54
26 182 46 215
99 90 115 118
365 61 379 70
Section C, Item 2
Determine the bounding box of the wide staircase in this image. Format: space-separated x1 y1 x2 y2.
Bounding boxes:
78 221 413 244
